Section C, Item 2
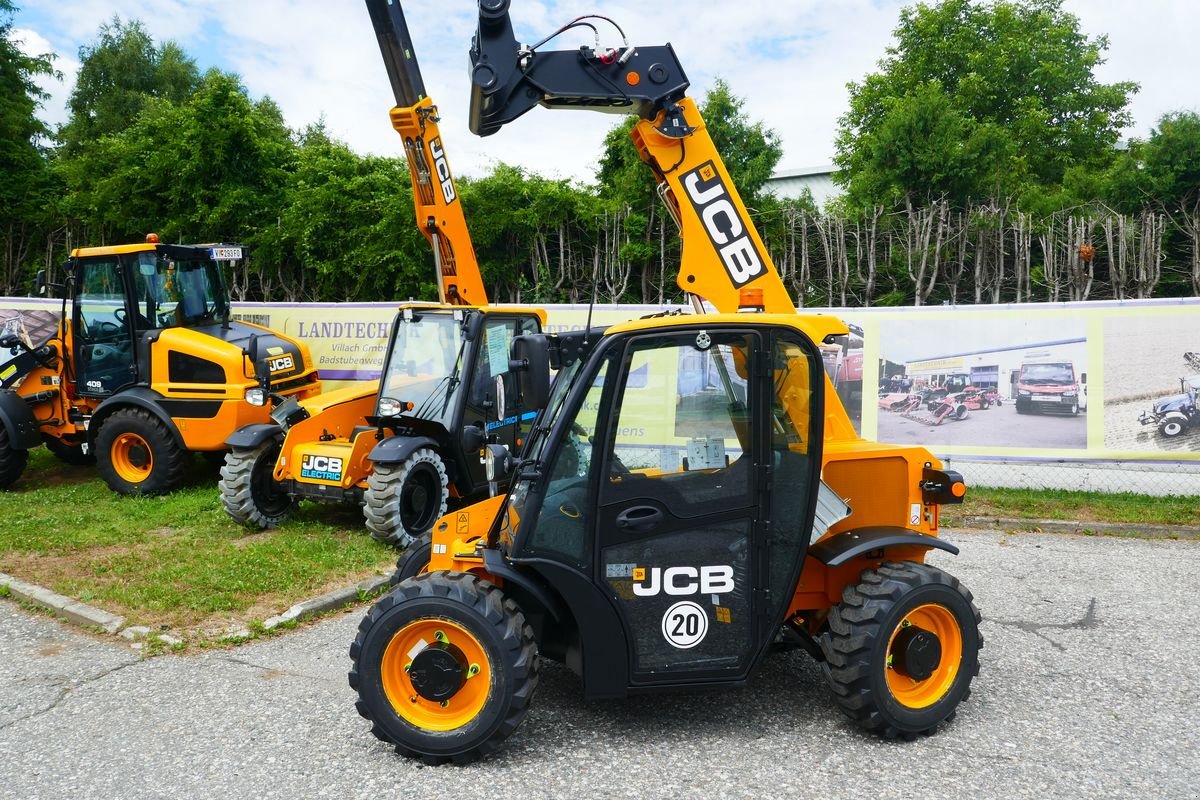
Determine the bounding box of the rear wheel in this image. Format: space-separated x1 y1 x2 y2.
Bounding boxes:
95 408 187 495
220 441 296 528
821 561 982 739
45 437 94 465
349 572 539 765
0 426 28 489
363 448 448 548
390 534 433 586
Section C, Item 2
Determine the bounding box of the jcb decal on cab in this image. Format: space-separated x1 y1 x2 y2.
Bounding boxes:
267 354 295 373
681 160 766 287
430 137 457 205
632 565 734 597
300 454 343 481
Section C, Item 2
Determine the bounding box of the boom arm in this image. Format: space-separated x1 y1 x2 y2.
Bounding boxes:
367 0 488 306
467 1 796 317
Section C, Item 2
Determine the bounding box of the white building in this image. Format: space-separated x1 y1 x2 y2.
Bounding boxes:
904 338 1089 401
764 164 842 208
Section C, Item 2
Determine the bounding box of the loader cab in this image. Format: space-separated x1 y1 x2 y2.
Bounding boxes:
375 305 541 492
68 242 237 398
496 318 824 690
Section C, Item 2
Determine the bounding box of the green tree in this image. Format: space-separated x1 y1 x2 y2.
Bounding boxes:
0 0 58 294
836 0 1137 208
58 16 199 154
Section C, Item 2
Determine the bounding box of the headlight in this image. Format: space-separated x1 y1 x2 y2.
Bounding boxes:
1062 391 1077 398
1018 390 1031 397
378 397 409 417
245 388 266 407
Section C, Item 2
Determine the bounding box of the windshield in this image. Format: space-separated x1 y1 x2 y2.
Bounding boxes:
378 311 467 424
1020 364 1074 384
131 251 228 328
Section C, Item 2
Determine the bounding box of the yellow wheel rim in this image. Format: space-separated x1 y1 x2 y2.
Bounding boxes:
885 603 962 709
111 433 153 484
380 618 491 731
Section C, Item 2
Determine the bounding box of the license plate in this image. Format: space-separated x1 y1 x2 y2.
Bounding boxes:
210 246 243 260
1033 395 1059 402
270 395 300 426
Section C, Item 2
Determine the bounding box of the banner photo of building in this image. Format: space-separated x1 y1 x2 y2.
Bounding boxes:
4 296 1197 465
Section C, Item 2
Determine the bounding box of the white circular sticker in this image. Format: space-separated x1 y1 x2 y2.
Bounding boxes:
661 601 709 649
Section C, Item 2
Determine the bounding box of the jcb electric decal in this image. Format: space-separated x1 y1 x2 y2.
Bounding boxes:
430 137 457 205
300 455 343 481
681 160 766 287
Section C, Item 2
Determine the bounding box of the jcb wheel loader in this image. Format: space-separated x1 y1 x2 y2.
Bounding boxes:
219 2 544 547
349 0 981 763
0 237 320 495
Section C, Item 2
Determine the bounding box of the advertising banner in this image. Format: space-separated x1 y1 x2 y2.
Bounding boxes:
4 296 1198 463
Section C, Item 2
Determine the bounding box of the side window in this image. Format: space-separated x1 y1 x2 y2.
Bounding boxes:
524 357 612 567
76 258 135 394
600 331 754 517
470 319 516 407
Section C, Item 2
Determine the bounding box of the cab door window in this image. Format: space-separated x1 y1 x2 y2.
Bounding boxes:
75 258 135 395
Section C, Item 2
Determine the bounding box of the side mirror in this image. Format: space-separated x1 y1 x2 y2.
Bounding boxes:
462 424 486 453
1080 372 1087 385
484 443 513 482
34 269 47 297
509 334 550 410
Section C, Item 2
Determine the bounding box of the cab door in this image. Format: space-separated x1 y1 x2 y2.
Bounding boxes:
73 257 137 397
593 328 763 684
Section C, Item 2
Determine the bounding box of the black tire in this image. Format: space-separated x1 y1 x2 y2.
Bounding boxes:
979 399 989 410
0 426 29 489
1070 402 1080 416
1159 419 1185 437
954 405 968 420
1015 402 1030 415
94 408 188 495
363 448 449 548
45 437 95 466
219 441 297 528
390 534 433 586
349 572 539 765
821 561 982 740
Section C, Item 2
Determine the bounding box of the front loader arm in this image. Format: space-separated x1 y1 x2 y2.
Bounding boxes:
367 0 488 306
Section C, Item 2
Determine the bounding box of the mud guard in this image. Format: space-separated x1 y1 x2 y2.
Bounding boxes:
481 548 566 623
88 388 185 449
809 526 959 567
224 423 283 449
0 391 41 450
368 434 438 465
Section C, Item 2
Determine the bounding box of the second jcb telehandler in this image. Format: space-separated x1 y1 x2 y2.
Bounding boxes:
219 2 544 547
349 0 982 765
0 237 320 495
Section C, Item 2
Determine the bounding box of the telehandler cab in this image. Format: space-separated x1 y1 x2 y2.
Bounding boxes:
0 237 320 495
219 0 544 547
349 0 981 764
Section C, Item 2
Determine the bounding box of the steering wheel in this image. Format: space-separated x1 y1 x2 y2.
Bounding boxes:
92 320 121 341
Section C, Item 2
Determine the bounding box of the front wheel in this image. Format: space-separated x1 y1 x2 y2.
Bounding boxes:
1159 419 1185 437
94 408 188 495
348 572 539 765
821 561 982 739
0 426 28 489
363 448 449 548
219 441 296 528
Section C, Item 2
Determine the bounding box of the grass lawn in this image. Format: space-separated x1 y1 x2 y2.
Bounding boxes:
943 486 1200 527
0 447 395 642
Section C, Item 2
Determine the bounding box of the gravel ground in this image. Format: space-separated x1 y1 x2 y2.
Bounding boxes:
2 530 1198 800
1103 317 1199 403
1104 397 1200 453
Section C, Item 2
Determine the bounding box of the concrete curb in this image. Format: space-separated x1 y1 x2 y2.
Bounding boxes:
261 573 391 631
958 516 1200 540
0 571 126 634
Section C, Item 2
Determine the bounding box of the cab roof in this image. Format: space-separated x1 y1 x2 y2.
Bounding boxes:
605 311 850 344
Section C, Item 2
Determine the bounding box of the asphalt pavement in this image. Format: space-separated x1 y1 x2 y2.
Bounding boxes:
878 401 1088 449
2 530 1197 800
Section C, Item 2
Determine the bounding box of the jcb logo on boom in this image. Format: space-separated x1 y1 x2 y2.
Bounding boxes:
300 455 343 481
430 137 457 205
632 565 735 597
681 161 766 287
267 354 294 373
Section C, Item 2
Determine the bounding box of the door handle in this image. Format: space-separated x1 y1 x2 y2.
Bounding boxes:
615 505 663 532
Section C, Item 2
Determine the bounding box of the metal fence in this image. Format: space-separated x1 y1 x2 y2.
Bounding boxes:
943 456 1200 497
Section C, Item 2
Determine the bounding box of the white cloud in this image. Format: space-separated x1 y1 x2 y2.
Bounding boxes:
16 0 1200 181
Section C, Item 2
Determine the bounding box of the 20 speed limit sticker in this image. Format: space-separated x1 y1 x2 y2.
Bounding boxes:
661 601 709 649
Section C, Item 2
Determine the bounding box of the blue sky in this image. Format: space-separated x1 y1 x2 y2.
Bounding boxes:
12 1 1199 182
